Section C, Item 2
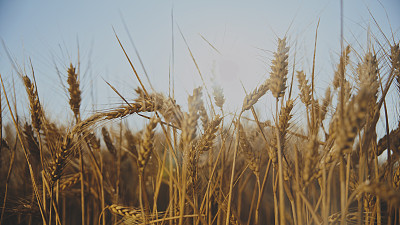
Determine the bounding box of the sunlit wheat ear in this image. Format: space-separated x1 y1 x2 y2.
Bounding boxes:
311 99 322 128
108 204 144 220
101 127 116 156
195 115 222 154
242 81 269 112
391 42 400 71
198 96 209 129
137 116 158 174
355 181 400 206
319 87 331 123
357 52 378 97
376 127 400 156
267 144 278 167
268 37 289 99
303 134 319 184
43 121 63 143
67 63 81 121
212 84 225 110
60 173 81 191
328 211 361 224
237 123 260 178
336 88 370 155
357 52 379 128
49 135 73 183
363 192 375 215
70 101 158 135
216 195 240 225
134 87 166 110
159 97 184 127
266 99 293 169
278 99 294 147
180 87 202 196
86 131 100 150
393 165 400 189
333 45 351 90
23 76 43 131
296 70 311 108
181 87 202 150
390 43 400 95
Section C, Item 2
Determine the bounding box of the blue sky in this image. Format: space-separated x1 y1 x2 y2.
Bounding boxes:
0 0 399 129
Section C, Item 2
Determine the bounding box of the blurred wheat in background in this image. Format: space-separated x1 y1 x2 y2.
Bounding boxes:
1 1 400 225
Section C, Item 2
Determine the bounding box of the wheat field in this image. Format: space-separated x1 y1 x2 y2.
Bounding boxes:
1 9 400 225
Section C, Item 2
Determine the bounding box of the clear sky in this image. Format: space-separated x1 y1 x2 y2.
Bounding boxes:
0 0 399 129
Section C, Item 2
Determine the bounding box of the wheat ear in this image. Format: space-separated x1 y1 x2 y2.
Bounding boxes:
242 82 269 112
60 173 81 191
237 123 260 179
108 204 143 220
195 115 222 154
278 99 294 150
67 63 81 122
137 116 158 173
333 45 351 90
23 76 43 131
336 88 370 155
297 71 311 108
269 37 289 99
101 127 116 156
357 52 378 97
212 84 225 110
49 135 72 184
